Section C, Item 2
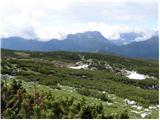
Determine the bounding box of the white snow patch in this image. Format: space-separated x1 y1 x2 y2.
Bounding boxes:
131 110 142 114
128 101 136 105
107 102 112 105
102 91 106 94
144 109 151 111
124 70 155 80
137 106 143 110
125 70 149 80
132 105 142 110
57 83 62 87
69 64 89 69
119 69 152 80
141 113 150 118
105 64 112 69
149 106 157 109
124 99 136 105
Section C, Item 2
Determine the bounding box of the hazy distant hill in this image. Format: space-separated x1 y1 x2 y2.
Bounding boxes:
108 36 159 59
1 31 159 59
1 31 113 51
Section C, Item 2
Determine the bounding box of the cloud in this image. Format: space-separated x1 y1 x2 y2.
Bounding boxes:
77 22 157 41
0 0 158 41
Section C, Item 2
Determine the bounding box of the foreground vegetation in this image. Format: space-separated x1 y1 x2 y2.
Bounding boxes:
1 80 130 119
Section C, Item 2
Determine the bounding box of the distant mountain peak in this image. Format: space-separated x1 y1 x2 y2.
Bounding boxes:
1 32 158 59
67 31 103 39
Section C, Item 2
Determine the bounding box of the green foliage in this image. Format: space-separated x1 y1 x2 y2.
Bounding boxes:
1 57 158 107
1 49 159 119
2 49 159 78
1 80 129 119
76 88 112 102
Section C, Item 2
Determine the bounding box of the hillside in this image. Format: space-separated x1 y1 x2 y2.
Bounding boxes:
1 49 159 119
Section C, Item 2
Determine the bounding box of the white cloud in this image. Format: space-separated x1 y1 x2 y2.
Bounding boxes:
78 22 157 41
0 0 72 39
134 29 158 41
34 22 157 41
0 0 158 41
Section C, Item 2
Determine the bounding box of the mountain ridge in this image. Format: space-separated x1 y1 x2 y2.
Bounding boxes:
1 31 159 59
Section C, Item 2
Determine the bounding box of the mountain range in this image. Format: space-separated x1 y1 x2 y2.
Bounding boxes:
109 31 158 46
1 31 159 59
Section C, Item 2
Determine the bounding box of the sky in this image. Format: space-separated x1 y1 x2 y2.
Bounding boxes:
0 0 158 41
